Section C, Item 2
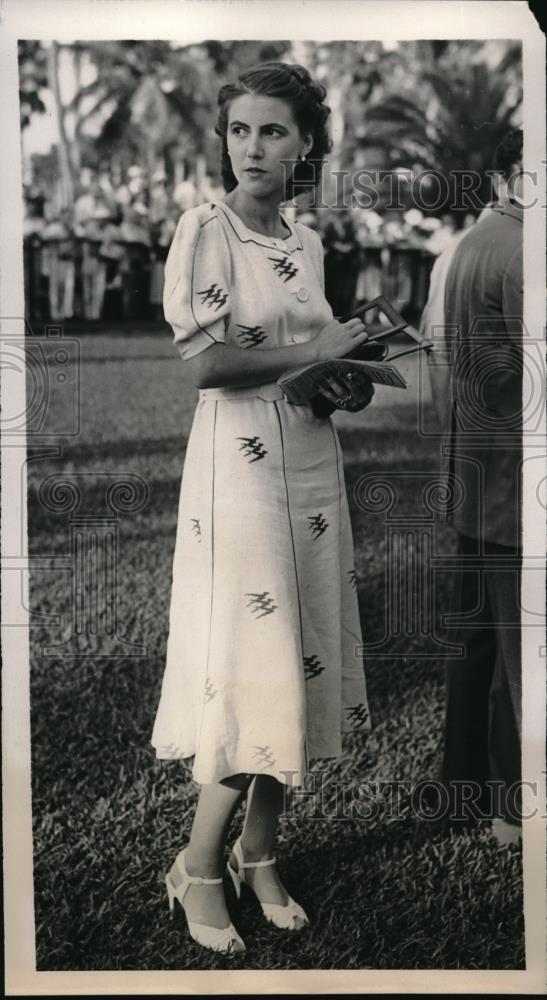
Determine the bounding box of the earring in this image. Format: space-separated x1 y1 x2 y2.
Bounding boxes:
299 153 307 162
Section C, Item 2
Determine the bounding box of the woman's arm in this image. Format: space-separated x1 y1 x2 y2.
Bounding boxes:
164 208 368 390
185 317 369 389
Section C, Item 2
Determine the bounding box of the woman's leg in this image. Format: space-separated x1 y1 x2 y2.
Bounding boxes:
240 774 285 858
172 772 252 929
231 775 294 907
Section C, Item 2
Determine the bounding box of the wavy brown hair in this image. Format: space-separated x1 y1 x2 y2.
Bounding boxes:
215 62 332 198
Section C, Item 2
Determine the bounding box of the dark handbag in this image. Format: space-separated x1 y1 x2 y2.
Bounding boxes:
309 296 404 417
310 339 389 417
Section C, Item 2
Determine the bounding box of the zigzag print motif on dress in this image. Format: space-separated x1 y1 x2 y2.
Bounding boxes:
245 591 278 618
197 283 228 311
252 744 276 768
237 435 268 462
345 703 370 728
159 742 182 759
268 256 298 282
204 678 217 702
190 517 202 541
308 513 329 538
304 654 325 680
236 324 268 347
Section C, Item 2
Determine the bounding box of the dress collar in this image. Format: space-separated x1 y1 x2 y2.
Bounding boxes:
492 197 523 224
214 200 303 252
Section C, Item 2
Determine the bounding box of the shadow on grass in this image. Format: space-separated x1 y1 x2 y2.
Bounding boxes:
45 433 189 464
32 764 525 971
28 332 525 972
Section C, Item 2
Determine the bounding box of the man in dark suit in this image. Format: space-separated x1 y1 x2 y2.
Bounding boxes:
428 130 524 845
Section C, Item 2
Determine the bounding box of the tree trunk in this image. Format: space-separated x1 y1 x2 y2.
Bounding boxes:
322 75 350 210
71 44 83 177
46 41 74 207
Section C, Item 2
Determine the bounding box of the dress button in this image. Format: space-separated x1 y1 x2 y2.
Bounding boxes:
296 287 309 302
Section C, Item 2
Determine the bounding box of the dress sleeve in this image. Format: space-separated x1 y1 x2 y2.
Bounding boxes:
163 209 232 360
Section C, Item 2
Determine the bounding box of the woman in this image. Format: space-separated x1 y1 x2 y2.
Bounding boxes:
151 62 374 956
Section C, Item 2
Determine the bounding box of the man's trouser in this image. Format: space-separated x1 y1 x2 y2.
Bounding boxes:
441 531 522 825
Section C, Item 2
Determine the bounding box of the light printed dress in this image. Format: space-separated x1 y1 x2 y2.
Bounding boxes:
151 200 371 787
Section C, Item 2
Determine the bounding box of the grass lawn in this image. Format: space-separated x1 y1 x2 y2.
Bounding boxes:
28 327 524 971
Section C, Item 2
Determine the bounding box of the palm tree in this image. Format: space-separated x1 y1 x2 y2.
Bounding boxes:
303 40 402 207
46 41 75 205
18 40 48 129
65 41 215 180
359 41 522 213
66 40 297 192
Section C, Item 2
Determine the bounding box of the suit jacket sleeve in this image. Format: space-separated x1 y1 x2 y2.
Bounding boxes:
502 245 523 341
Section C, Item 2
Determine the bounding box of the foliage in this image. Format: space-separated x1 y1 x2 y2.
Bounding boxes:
18 40 48 128
202 39 291 75
365 44 521 167
354 41 522 209
20 39 522 212
60 40 291 179
28 329 525 971
65 41 211 173
308 40 522 213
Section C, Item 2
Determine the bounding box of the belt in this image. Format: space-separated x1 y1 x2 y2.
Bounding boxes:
198 383 301 403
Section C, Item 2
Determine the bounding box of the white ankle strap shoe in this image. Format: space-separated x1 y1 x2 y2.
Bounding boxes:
226 836 309 931
165 847 246 955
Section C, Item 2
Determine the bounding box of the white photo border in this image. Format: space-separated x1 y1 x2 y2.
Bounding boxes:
1 0 545 994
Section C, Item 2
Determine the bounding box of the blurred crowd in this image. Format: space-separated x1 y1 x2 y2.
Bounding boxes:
23 165 209 323
302 206 474 319
23 165 470 325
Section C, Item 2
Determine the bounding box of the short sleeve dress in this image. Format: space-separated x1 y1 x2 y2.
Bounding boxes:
151 200 371 787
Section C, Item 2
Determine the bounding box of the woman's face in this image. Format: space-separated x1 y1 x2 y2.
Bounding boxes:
226 93 312 200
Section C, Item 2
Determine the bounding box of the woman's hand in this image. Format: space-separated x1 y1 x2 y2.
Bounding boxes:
317 370 375 412
313 317 368 362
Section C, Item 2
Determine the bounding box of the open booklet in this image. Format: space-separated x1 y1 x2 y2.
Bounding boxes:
277 295 432 405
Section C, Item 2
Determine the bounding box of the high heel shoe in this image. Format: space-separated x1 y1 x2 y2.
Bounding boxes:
165 848 246 955
226 836 309 931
